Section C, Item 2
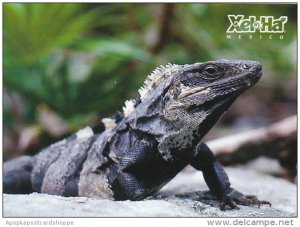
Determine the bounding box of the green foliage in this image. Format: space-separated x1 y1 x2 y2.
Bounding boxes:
3 3 297 133
4 3 98 64
3 3 150 128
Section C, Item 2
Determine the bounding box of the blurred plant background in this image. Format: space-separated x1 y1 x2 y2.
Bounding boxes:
3 3 297 169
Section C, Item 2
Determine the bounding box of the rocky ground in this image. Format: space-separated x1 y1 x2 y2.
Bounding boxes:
3 167 296 217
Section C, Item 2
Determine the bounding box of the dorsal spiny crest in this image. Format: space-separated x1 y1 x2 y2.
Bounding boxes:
139 63 179 100
123 99 136 117
101 118 117 129
123 63 179 117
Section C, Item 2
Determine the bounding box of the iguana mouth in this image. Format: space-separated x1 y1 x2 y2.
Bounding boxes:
257 70 262 78
187 94 237 114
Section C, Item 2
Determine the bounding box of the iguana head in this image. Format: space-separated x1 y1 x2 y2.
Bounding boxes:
164 60 262 112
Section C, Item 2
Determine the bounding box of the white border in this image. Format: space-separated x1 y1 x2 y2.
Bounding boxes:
0 1 298 226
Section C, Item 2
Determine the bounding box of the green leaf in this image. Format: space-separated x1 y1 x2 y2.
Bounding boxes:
3 3 100 64
76 38 151 61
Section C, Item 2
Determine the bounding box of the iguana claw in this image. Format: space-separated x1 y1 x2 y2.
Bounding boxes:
220 188 271 211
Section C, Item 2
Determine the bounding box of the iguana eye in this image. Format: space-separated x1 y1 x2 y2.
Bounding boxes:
201 65 221 80
242 64 250 69
204 66 217 75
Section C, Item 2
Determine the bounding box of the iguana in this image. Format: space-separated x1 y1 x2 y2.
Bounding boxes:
4 59 270 210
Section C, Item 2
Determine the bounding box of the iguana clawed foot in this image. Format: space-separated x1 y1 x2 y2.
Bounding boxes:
220 188 271 211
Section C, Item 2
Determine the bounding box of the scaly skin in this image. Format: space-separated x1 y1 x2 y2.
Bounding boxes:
3 60 271 210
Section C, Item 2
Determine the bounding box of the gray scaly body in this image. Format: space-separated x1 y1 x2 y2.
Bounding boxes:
4 60 270 210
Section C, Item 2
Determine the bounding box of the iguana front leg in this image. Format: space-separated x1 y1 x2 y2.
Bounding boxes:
111 140 154 201
190 142 271 210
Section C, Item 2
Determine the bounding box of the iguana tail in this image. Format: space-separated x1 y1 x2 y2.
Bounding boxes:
3 155 36 194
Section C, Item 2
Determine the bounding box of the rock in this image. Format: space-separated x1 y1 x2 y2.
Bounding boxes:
3 167 296 217
159 167 296 217
242 156 285 176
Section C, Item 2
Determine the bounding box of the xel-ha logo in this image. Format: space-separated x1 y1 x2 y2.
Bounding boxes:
226 15 288 39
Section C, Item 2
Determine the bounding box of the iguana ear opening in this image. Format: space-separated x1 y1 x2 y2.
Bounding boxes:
168 78 185 99
162 80 187 112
